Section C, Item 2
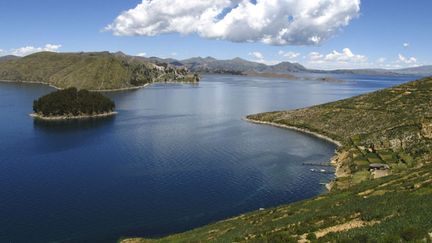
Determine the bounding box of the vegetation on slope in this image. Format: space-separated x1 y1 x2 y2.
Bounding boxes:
123 77 432 242
124 164 432 242
0 52 199 90
248 77 432 189
33 87 115 117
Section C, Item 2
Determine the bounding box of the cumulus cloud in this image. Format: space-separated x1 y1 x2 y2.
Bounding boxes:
403 43 409 48
249 51 264 60
137 52 147 56
307 48 368 69
106 0 361 45
398 54 416 64
309 48 367 63
324 48 367 62
248 51 279 65
278 50 300 59
6 44 62 56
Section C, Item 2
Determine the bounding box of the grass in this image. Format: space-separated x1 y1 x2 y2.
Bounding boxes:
0 52 199 90
121 165 432 242
247 77 432 188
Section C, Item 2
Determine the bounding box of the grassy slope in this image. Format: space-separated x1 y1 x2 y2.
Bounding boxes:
0 52 198 90
123 77 432 242
248 77 432 189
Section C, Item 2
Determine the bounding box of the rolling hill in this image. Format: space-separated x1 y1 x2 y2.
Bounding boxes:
394 65 432 76
0 52 198 90
143 56 307 75
142 55 432 77
0 55 20 62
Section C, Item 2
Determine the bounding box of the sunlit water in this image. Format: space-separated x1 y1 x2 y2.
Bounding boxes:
0 74 418 242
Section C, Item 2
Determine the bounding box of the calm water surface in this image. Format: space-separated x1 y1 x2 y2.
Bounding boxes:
0 74 418 242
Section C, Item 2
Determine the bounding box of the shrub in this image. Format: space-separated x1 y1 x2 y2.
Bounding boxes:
399 226 427 241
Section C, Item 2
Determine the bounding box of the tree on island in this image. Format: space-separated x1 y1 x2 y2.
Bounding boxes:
33 87 115 117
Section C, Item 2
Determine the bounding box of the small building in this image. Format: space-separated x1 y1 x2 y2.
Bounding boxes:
369 163 390 171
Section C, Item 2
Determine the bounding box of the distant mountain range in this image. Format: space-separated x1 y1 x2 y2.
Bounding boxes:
393 65 432 76
142 56 307 74
141 55 432 77
1 53 430 90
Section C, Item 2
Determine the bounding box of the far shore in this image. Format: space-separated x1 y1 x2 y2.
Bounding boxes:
0 79 151 92
243 117 343 191
0 79 199 92
30 111 118 121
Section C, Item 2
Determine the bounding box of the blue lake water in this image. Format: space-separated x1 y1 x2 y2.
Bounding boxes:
0 74 419 242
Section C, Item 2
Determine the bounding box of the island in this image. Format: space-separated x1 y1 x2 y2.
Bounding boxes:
123 77 432 242
31 87 116 120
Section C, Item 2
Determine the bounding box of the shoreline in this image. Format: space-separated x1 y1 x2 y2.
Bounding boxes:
243 117 342 147
91 84 151 92
0 79 198 92
30 111 118 121
0 80 63 90
243 117 343 191
0 79 149 92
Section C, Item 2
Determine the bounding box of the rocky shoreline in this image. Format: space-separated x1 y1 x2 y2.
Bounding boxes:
30 111 117 121
0 79 150 92
0 79 199 92
243 117 344 191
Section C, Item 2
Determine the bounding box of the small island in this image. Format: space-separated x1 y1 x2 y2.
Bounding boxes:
31 87 116 120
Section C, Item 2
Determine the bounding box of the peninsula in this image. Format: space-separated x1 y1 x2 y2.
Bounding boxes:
0 52 199 91
31 87 116 120
124 77 432 242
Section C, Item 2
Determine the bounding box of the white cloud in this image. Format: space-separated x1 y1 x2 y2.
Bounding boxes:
324 48 367 62
7 44 62 56
171 52 178 56
403 43 409 48
249 51 264 60
136 52 147 56
106 0 361 45
247 51 279 65
278 50 300 59
377 57 386 63
307 48 368 69
398 54 416 64
308 52 324 62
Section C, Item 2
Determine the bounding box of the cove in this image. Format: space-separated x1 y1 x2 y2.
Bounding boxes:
0 74 417 242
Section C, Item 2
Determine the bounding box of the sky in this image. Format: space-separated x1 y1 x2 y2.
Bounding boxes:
0 0 431 70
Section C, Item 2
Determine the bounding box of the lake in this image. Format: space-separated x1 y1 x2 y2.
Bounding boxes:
0 74 418 242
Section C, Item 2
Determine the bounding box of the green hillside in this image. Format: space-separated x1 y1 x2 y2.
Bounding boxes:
123 77 432 242
248 77 432 189
0 52 198 90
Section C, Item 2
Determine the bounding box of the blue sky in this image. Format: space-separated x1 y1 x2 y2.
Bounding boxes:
0 0 430 69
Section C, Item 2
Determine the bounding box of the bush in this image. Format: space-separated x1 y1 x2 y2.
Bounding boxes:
399 226 427 241
306 232 317 241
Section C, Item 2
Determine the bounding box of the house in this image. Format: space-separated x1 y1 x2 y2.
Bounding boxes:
369 163 390 171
